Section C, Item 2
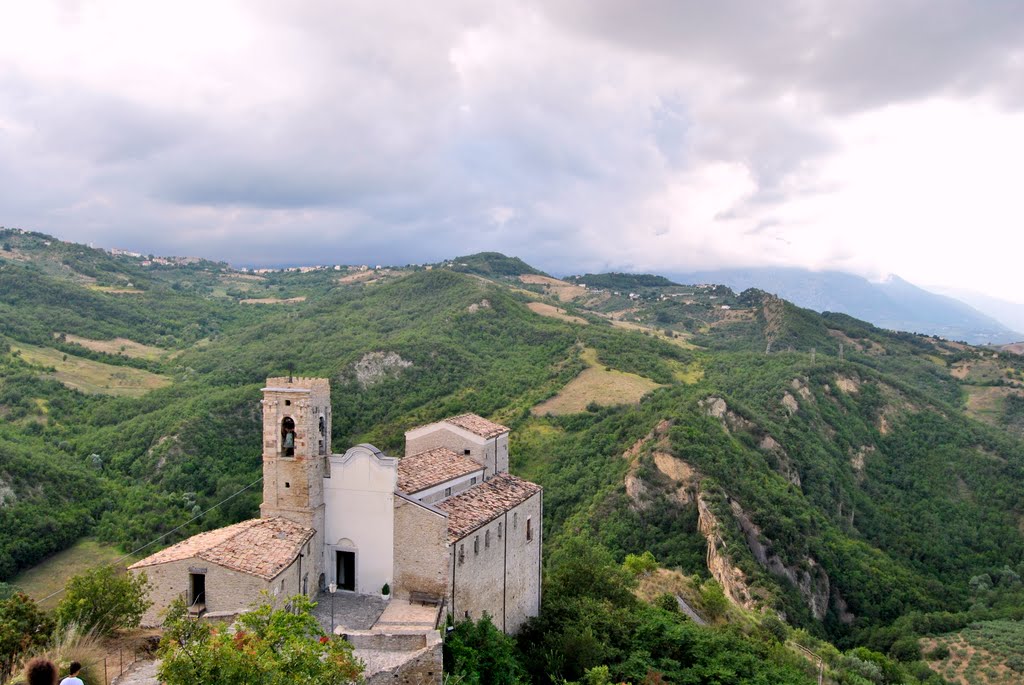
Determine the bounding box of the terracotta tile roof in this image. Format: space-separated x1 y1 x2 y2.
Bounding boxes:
398 448 484 494
437 473 541 542
444 413 509 439
129 517 314 580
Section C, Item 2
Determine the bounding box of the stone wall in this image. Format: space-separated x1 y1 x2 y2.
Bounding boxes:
362 640 443 685
405 426 507 480
449 492 541 633
413 471 482 505
393 497 449 600
133 539 313 627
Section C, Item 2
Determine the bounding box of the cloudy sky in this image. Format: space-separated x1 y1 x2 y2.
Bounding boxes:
2 1 1023 300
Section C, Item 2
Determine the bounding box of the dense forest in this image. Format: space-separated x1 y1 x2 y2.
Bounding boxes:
3 230 1024 683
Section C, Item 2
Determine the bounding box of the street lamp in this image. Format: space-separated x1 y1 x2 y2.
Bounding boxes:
328 582 337 634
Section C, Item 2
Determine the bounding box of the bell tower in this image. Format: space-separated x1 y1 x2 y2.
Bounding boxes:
260 376 331 595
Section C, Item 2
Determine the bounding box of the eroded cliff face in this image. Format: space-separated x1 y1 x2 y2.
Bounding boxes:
622 419 756 609
728 500 835 621
623 412 855 624
696 493 757 609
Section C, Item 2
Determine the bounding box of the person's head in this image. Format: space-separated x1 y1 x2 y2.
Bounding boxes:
68 661 81 675
25 657 57 685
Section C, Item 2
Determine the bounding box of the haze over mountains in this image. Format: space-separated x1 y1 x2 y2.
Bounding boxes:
660 267 1022 346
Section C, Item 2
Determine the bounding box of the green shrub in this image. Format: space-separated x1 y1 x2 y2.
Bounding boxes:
54 566 150 636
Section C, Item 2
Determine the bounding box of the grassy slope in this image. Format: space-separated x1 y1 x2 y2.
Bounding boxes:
3 239 1024 660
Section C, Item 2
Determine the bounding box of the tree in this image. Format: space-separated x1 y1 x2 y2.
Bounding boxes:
444 613 525 685
54 566 150 636
623 551 658 577
158 593 362 685
0 592 54 681
699 579 729 620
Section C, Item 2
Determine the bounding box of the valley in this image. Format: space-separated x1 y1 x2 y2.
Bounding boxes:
3 230 1024 683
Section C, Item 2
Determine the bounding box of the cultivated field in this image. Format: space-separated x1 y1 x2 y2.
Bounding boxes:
923 620 1024 684
239 296 307 304
12 343 171 397
518 274 588 302
532 348 662 415
964 386 1022 425
85 284 144 294
10 539 127 610
526 301 588 325
60 334 169 361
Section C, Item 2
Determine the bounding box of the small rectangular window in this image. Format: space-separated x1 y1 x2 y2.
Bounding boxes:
526 517 533 542
464 449 471 455
485 530 490 549
458 545 465 565
470 476 477 485
497 522 503 539
474 536 480 554
444 486 452 497
513 512 518 528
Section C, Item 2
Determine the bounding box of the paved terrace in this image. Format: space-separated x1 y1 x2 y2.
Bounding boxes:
312 590 388 632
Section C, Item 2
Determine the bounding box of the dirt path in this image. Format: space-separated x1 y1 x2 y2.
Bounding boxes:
111 660 159 685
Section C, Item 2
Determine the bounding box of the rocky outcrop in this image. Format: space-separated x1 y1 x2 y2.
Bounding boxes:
835 375 860 394
652 452 696 504
728 501 836 621
466 299 491 313
850 445 874 480
701 397 757 434
697 495 756 610
790 378 813 401
0 476 15 506
622 420 676 511
624 472 651 511
758 435 801 487
621 414 845 622
701 397 801 487
620 419 756 608
353 352 413 389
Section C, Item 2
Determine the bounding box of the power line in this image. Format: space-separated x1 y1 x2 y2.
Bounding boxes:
36 475 264 605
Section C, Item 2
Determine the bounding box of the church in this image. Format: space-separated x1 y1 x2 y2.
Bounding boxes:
130 376 542 634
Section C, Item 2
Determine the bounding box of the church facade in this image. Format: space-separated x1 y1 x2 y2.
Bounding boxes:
131 377 542 633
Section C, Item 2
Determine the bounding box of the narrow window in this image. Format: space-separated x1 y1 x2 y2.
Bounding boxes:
485 530 490 549
444 486 452 497
527 517 533 542
470 477 477 485
458 545 465 565
497 522 503 539
474 536 479 554
463 449 471 456
513 512 518 528
285 399 291 406
281 417 296 456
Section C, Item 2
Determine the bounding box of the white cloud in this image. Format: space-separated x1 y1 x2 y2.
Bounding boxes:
0 1 1022 301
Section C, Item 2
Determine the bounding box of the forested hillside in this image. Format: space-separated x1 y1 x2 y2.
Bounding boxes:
3 232 1024 683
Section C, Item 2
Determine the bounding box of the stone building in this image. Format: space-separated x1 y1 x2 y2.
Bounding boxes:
131 377 542 633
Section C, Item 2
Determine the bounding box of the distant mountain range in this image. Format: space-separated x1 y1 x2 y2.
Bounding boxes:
662 267 1022 345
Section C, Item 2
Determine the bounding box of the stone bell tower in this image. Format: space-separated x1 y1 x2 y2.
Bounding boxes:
260 376 332 595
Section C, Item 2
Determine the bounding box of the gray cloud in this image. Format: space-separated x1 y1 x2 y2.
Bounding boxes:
0 1 1022 296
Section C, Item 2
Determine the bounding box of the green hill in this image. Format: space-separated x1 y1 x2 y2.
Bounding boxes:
4 232 1024 682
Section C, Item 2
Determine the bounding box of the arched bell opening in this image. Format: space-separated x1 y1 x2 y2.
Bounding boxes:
281 416 296 457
